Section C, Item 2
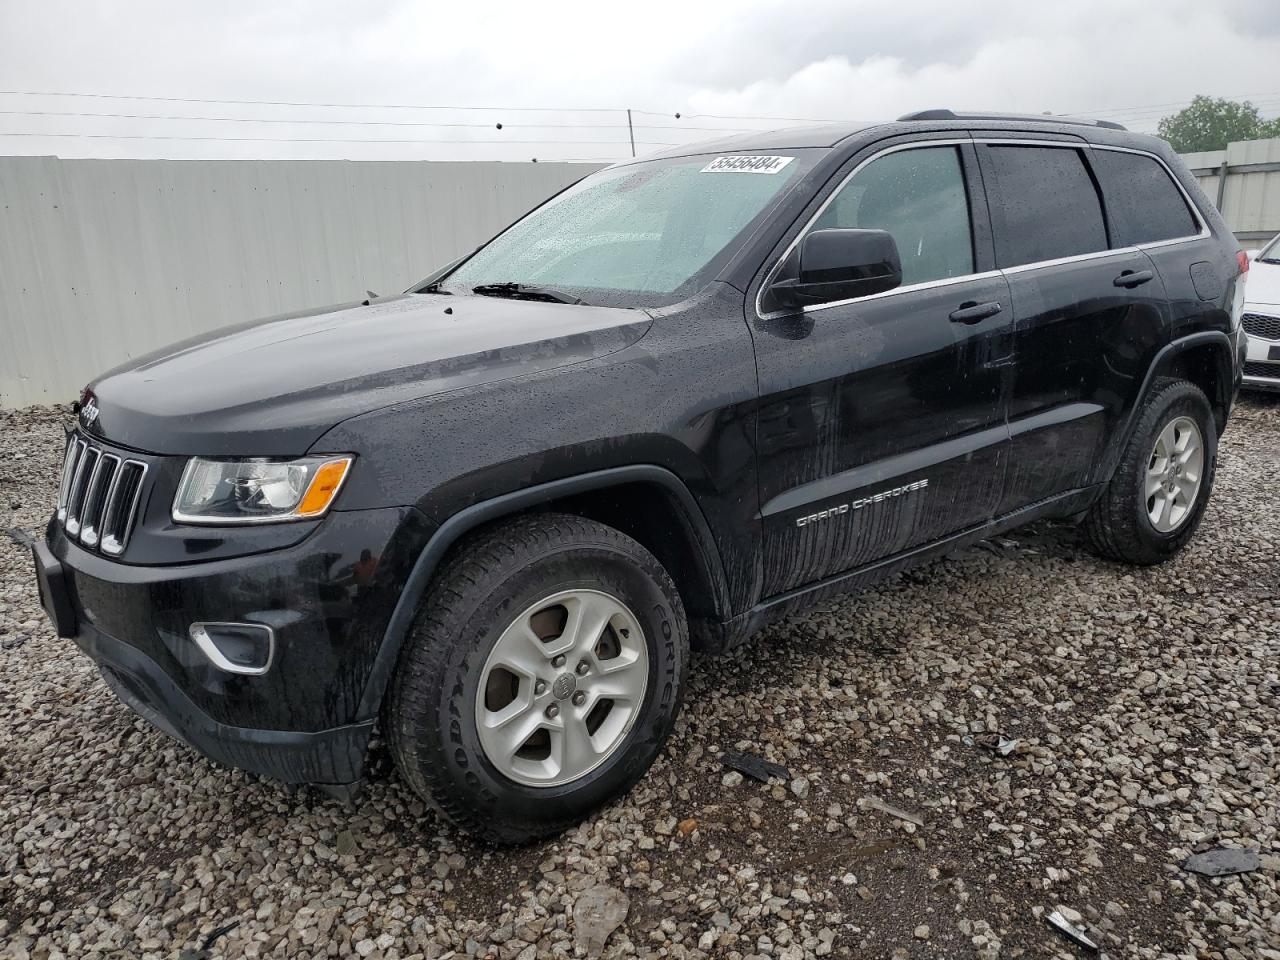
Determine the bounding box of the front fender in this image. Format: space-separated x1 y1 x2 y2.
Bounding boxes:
351 464 732 721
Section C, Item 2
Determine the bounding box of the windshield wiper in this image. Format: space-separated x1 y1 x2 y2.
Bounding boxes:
472 282 584 305
1258 257 1280 265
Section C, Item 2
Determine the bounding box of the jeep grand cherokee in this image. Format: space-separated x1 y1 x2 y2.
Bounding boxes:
32 109 1248 844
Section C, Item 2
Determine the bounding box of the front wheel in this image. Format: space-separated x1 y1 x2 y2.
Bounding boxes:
1083 378 1217 565
387 513 688 845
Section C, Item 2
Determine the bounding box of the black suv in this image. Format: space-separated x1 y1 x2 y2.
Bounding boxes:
32 110 1248 844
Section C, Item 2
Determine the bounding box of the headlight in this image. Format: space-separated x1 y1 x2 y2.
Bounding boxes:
172 455 353 524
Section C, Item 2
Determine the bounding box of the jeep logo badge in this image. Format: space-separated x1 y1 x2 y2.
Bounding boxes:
552 674 577 700
80 397 100 428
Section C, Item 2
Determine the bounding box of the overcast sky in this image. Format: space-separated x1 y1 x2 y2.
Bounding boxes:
2 0 1279 163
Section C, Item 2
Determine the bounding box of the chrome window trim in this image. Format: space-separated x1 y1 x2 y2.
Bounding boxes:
754 135 1212 321
1001 246 1142 276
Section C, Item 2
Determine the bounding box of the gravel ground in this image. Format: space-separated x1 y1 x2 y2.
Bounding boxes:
1 397 1278 960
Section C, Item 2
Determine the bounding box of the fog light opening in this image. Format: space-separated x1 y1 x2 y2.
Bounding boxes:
189 622 275 675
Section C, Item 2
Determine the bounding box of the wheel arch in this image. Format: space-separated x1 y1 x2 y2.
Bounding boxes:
355 465 732 720
1151 333 1236 435
1101 331 1236 479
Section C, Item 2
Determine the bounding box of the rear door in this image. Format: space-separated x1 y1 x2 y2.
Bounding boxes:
976 139 1171 513
752 138 1014 598
1087 145 1216 335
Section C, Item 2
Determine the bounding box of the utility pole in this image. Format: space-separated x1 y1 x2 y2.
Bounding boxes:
626 109 636 157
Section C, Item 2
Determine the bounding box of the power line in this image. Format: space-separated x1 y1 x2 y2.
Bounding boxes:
1059 92 1280 118
0 108 764 134
0 131 678 146
0 89 879 132
0 108 510 129
639 109 836 123
0 89 637 114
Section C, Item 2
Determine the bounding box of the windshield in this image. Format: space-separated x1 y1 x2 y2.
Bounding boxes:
432 151 819 307
1260 232 1280 262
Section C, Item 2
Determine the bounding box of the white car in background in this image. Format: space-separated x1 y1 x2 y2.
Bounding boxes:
1243 232 1280 391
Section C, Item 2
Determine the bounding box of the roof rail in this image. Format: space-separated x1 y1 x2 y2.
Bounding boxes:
897 109 1127 132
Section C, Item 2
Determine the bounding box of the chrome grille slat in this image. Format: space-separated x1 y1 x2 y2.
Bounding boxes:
57 437 86 520
101 461 148 557
64 447 99 536
56 434 149 556
1242 313 1280 341
80 454 119 547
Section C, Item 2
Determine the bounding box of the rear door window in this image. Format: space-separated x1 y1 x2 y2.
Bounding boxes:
985 146 1108 268
1090 149 1200 246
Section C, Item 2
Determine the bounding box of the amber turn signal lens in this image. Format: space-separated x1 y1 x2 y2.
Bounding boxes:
297 457 352 517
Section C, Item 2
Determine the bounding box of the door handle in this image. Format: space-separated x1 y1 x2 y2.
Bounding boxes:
1113 269 1154 288
949 300 1002 324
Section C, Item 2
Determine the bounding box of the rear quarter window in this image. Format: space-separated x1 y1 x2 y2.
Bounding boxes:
985 145 1108 268
1091 149 1201 246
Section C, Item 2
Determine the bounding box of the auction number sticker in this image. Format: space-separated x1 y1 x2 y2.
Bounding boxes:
700 155 795 174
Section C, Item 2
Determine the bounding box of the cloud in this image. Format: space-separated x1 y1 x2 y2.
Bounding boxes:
681 1 1280 133
0 0 1276 161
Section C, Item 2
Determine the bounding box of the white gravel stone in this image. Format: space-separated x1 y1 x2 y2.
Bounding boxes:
3 397 1279 958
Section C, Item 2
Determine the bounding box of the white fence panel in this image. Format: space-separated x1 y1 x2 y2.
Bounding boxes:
1182 136 1280 245
0 158 600 407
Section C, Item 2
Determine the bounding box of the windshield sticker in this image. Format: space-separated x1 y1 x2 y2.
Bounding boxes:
701 155 795 174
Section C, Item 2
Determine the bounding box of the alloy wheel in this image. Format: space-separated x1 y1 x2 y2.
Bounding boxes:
1145 415 1204 533
474 589 649 787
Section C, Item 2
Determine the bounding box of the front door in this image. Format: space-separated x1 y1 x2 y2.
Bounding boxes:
752 139 1013 598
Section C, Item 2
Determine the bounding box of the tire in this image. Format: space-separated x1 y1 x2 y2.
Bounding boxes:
1083 378 1217 565
387 512 688 845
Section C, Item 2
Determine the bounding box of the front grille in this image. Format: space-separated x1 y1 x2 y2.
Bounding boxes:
1242 313 1280 341
1243 360 1280 380
57 435 148 556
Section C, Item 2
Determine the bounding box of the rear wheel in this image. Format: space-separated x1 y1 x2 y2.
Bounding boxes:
387 513 688 845
1083 378 1217 565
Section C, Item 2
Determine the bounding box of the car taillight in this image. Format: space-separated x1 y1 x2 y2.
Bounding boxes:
1237 250 1250 275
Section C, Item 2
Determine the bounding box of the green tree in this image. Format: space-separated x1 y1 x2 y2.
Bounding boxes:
1157 95 1280 152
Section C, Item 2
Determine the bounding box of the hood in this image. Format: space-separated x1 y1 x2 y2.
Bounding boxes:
1246 258 1280 308
85 294 651 455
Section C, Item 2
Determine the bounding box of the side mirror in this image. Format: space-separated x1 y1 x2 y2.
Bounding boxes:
768 229 902 310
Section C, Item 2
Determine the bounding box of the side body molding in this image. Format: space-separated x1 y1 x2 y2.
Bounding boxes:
355 464 733 720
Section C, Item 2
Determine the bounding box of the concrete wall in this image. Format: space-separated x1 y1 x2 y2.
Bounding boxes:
0 157 601 407
1182 136 1280 246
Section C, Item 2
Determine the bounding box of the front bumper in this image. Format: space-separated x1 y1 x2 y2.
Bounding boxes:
80 596 371 795
33 506 433 794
